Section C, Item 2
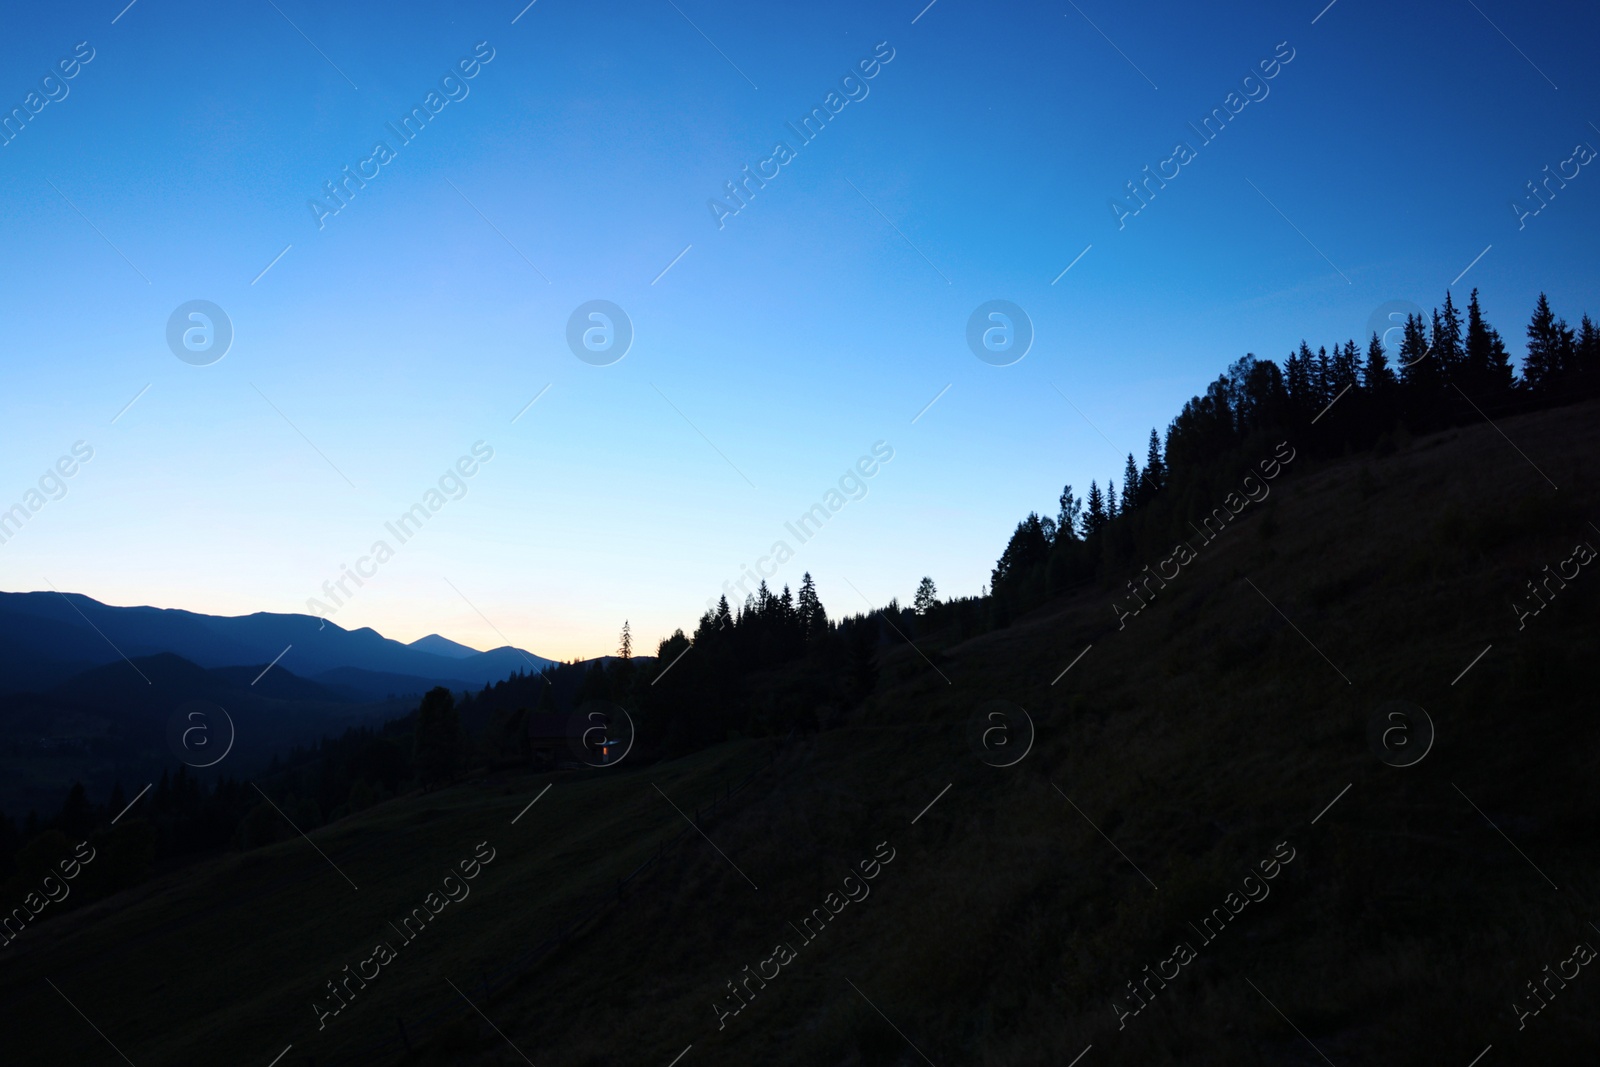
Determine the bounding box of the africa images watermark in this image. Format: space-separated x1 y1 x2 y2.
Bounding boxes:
1112 440 1296 629
1113 840 1298 1032
308 41 497 230
1511 134 1595 230
707 41 897 230
1111 40 1296 229
1511 534 1594 630
0 40 96 149
710 840 897 1032
313 840 497 1030
0 840 97 950
703 440 895 615
0 440 95 549
306 441 495 618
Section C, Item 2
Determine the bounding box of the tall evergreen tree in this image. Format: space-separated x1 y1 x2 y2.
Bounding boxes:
618 620 632 660
1105 479 1118 519
1578 314 1600 392
1122 453 1142 509
1524 292 1563 392
1313 345 1332 405
413 687 461 787
1082 481 1106 537
1364 333 1396 392
1436 290 1464 380
913 577 939 615
1462 289 1515 397
1284 341 1316 417
796 573 826 638
1057 485 1081 541
1143 429 1167 497
1398 313 1434 389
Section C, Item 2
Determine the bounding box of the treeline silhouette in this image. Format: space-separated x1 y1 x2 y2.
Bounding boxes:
4 288 1591 930
987 289 1596 618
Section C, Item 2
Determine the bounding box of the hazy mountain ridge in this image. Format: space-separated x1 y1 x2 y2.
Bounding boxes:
0 592 552 694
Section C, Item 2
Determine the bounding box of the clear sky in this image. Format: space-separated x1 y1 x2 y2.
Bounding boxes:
1 0 1596 661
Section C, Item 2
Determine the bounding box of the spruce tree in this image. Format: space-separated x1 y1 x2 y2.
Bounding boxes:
1365 333 1396 392
913 577 939 615
1057 485 1081 541
1122 453 1142 509
1436 290 1464 380
1330 339 1360 395
797 573 827 638
1398 313 1434 389
1106 479 1118 519
1464 288 1494 393
1082 481 1106 537
1524 292 1561 392
1284 342 1316 417
1143 429 1166 497
413 687 461 787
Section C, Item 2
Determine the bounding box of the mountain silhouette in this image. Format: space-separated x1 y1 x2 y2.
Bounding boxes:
0 591 551 697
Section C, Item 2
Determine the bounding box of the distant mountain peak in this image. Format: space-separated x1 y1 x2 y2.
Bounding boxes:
408 633 483 659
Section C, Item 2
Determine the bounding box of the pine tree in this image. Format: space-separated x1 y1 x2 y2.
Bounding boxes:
1143 429 1166 498
618 620 632 660
413 687 460 787
796 573 827 638
1331 339 1360 395
1122 453 1142 509
913 577 939 615
1365 333 1396 392
1284 341 1316 416
1106 479 1118 519
1057 485 1081 541
1464 288 1492 392
1524 293 1562 393
1082 481 1106 537
1436 290 1464 380
1398 313 1434 389
1313 345 1332 405
1578 314 1600 391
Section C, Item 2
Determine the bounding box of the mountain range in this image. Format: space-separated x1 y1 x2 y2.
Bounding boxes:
0 590 553 699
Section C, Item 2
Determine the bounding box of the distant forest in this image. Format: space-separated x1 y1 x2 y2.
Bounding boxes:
4 288 1593 925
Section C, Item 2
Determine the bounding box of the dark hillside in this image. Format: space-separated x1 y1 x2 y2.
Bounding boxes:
2 399 1594 1065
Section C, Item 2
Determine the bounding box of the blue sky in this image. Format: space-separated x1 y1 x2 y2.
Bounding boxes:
1 0 1596 660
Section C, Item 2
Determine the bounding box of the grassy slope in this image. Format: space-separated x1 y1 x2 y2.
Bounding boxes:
4 400 1598 1066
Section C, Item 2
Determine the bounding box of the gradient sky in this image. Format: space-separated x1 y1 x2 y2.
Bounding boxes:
1 0 1596 661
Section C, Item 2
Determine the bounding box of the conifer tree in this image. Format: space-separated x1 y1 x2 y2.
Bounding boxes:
1330 339 1361 395
1106 479 1118 518
1436 290 1464 380
1082 481 1106 537
1313 345 1332 405
1578 314 1600 391
618 620 632 660
413 687 460 787
1365 333 1396 392
913 577 939 615
796 573 827 638
1398 313 1434 389
1057 485 1081 541
1143 429 1166 497
1285 342 1316 416
1122 453 1142 509
1524 293 1564 393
